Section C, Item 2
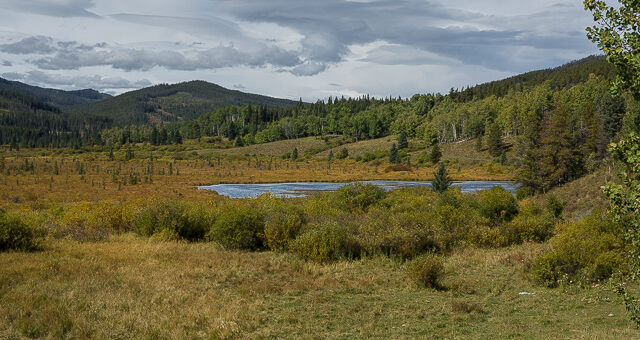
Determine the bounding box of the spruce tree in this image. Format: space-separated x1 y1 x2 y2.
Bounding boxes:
431 162 451 193
430 143 442 164
389 143 398 163
398 131 408 149
487 122 504 157
292 147 299 160
475 134 483 151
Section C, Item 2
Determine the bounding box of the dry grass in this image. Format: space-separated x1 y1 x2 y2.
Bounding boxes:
201 136 334 157
0 239 636 338
535 166 613 221
0 144 512 205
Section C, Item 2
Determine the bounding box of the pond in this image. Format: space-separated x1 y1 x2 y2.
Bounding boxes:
198 181 520 199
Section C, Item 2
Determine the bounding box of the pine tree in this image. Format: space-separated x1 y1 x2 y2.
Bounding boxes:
431 162 451 193
430 143 442 164
475 134 483 151
292 147 299 160
234 137 244 147
487 122 504 157
389 143 398 163
125 145 134 160
151 126 159 146
398 131 408 149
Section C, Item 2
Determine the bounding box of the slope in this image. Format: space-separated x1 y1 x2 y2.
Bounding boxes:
0 77 110 107
67 80 299 125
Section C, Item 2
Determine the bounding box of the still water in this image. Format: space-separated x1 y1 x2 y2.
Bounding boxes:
198 181 519 199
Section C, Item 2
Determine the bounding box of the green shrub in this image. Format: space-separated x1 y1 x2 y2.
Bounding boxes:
334 183 387 212
530 213 626 287
135 201 210 241
289 222 359 262
476 186 519 224
516 186 531 200
207 207 264 250
0 212 39 251
545 195 565 219
358 208 435 259
406 254 445 289
264 205 305 251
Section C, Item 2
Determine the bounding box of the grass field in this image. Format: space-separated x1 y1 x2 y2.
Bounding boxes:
0 237 635 339
0 136 514 204
2 136 636 339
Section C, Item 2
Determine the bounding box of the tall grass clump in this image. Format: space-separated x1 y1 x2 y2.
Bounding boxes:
0 211 39 251
207 206 264 250
406 254 446 289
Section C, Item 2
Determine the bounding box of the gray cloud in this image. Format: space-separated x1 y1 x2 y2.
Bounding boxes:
288 62 328 76
217 0 594 72
0 0 98 17
2 71 151 90
111 13 243 41
0 36 56 54
15 37 301 72
1 60 11 66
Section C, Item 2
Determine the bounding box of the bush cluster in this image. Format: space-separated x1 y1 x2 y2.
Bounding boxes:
406 254 446 289
4 183 569 265
135 200 211 241
0 211 39 251
290 222 360 263
207 207 264 250
530 212 626 287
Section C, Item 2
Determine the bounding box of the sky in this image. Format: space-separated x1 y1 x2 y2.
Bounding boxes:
0 0 600 101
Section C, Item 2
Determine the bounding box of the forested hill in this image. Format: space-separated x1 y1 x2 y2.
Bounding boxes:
450 55 614 102
0 77 110 107
67 80 300 125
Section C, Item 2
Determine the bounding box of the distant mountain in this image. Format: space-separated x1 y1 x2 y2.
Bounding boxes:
67 80 299 125
0 77 111 107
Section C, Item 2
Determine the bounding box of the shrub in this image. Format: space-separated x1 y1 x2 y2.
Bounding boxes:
516 186 531 200
333 183 387 212
384 164 412 172
530 213 626 287
289 222 359 262
358 208 435 259
0 212 39 251
135 201 210 241
264 205 305 251
53 201 133 241
406 254 445 289
476 186 518 224
207 207 264 250
545 195 565 219
336 148 349 159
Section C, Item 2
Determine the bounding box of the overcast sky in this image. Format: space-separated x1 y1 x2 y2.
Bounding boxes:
0 0 600 100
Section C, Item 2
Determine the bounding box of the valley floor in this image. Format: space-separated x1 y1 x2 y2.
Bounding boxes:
0 237 635 339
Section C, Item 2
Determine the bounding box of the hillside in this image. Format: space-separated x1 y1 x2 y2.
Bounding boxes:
0 90 110 147
451 55 614 102
0 77 110 107
67 81 299 125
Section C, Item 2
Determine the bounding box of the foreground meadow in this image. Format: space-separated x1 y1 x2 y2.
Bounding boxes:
0 239 635 339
